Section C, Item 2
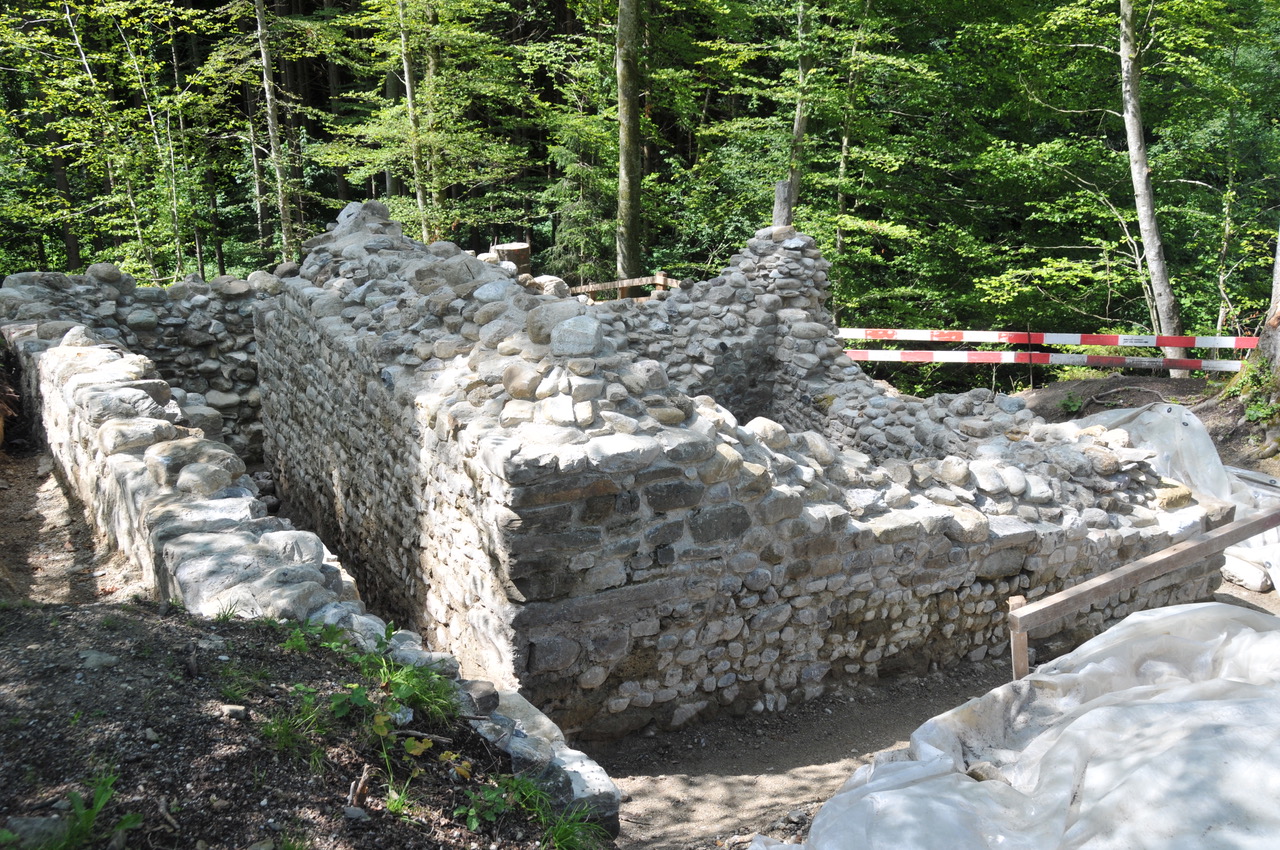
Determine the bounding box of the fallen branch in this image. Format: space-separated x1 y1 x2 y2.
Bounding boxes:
1086 386 1172 406
390 729 452 745
157 797 179 830
348 763 372 807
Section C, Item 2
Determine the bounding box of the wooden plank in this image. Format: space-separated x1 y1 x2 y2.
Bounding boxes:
569 275 664 296
1008 509 1280 634
1009 596 1029 679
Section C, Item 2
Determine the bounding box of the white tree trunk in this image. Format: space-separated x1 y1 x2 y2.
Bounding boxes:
1120 0 1185 373
616 0 643 286
254 0 297 259
396 0 430 243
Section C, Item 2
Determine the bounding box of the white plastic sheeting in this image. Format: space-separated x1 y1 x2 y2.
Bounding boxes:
1044 403 1280 592
750 602 1280 849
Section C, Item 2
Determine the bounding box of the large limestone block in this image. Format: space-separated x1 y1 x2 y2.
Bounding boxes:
550 315 604 356
526 301 585 344
144 437 246 486
97 417 179 455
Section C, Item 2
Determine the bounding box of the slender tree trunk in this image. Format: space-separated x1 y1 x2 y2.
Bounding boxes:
616 0 643 287
116 19 184 277
46 133 81 270
773 1 814 227
323 0 351 202
253 0 297 259
836 0 871 253
397 0 431 243
1269 219 1280 324
211 188 227 277
245 97 270 245
424 4 445 214
1119 0 1184 370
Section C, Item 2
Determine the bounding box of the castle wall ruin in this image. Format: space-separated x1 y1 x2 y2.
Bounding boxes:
0 201 1233 742
250 203 1227 739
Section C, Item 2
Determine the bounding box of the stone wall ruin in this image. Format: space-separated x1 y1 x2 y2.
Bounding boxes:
0 201 1233 743
251 202 1228 739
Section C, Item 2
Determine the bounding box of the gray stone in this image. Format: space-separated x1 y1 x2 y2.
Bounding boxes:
586 434 661 473
527 301 585 344
529 636 581 673
689 504 750 543
550 315 604 356
3 816 69 848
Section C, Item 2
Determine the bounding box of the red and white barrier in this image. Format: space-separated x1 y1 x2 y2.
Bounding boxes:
845 350 1244 372
838 328 1257 349
837 327 1257 372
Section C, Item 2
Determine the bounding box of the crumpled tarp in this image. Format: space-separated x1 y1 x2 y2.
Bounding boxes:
749 602 1280 849
1045 403 1280 591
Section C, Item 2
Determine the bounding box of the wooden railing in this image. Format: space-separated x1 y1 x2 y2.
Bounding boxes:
569 271 673 299
1006 508 1280 679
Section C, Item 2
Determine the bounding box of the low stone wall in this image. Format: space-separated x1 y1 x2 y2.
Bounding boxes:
0 316 620 824
0 265 277 458
256 203 1228 740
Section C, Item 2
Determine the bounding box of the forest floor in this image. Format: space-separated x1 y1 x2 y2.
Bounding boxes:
3 374 1280 850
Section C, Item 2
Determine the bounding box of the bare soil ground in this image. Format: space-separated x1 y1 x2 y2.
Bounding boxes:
4 374 1280 850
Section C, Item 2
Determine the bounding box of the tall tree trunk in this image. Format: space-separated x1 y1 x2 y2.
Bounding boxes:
46 132 81 271
116 19 184 278
1119 0 1184 371
397 0 431 243
323 0 351 202
253 0 297 260
424 4 445 214
211 188 227 278
836 0 872 254
1269 218 1280 325
616 0 642 287
245 96 270 245
774 2 812 227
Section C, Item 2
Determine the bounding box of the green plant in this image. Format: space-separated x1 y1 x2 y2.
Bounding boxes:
281 628 311 652
355 654 457 726
1051 364 1111 382
329 684 376 719
19 773 144 850
1246 399 1280 423
277 833 313 850
260 685 327 760
454 781 525 832
214 600 240 623
542 805 610 850
1058 391 1085 414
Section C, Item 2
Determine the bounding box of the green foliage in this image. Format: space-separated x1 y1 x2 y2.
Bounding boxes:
454 775 607 849
0 773 143 850
1059 391 1086 414
261 684 328 762
0 0 1277 400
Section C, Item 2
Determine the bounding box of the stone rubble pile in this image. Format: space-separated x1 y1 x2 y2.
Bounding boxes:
0 263 275 458
257 202 1226 740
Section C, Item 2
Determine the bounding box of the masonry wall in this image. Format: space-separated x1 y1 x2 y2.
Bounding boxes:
0 265 277 458
254 203 1228 740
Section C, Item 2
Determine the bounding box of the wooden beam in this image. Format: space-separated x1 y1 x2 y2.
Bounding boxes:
1009 595 1029 679
569 274 666 296
1008 509 1280 635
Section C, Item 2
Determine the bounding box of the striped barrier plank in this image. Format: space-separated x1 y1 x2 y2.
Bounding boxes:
845 349 1243 372
837 328 1256 348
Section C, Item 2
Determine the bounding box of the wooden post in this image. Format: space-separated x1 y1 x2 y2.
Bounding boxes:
1009 595 1029 680
492 242 531 276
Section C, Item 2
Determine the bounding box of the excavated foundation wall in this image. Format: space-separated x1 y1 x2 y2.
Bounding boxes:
254 202 1228 740
0 266 277 458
